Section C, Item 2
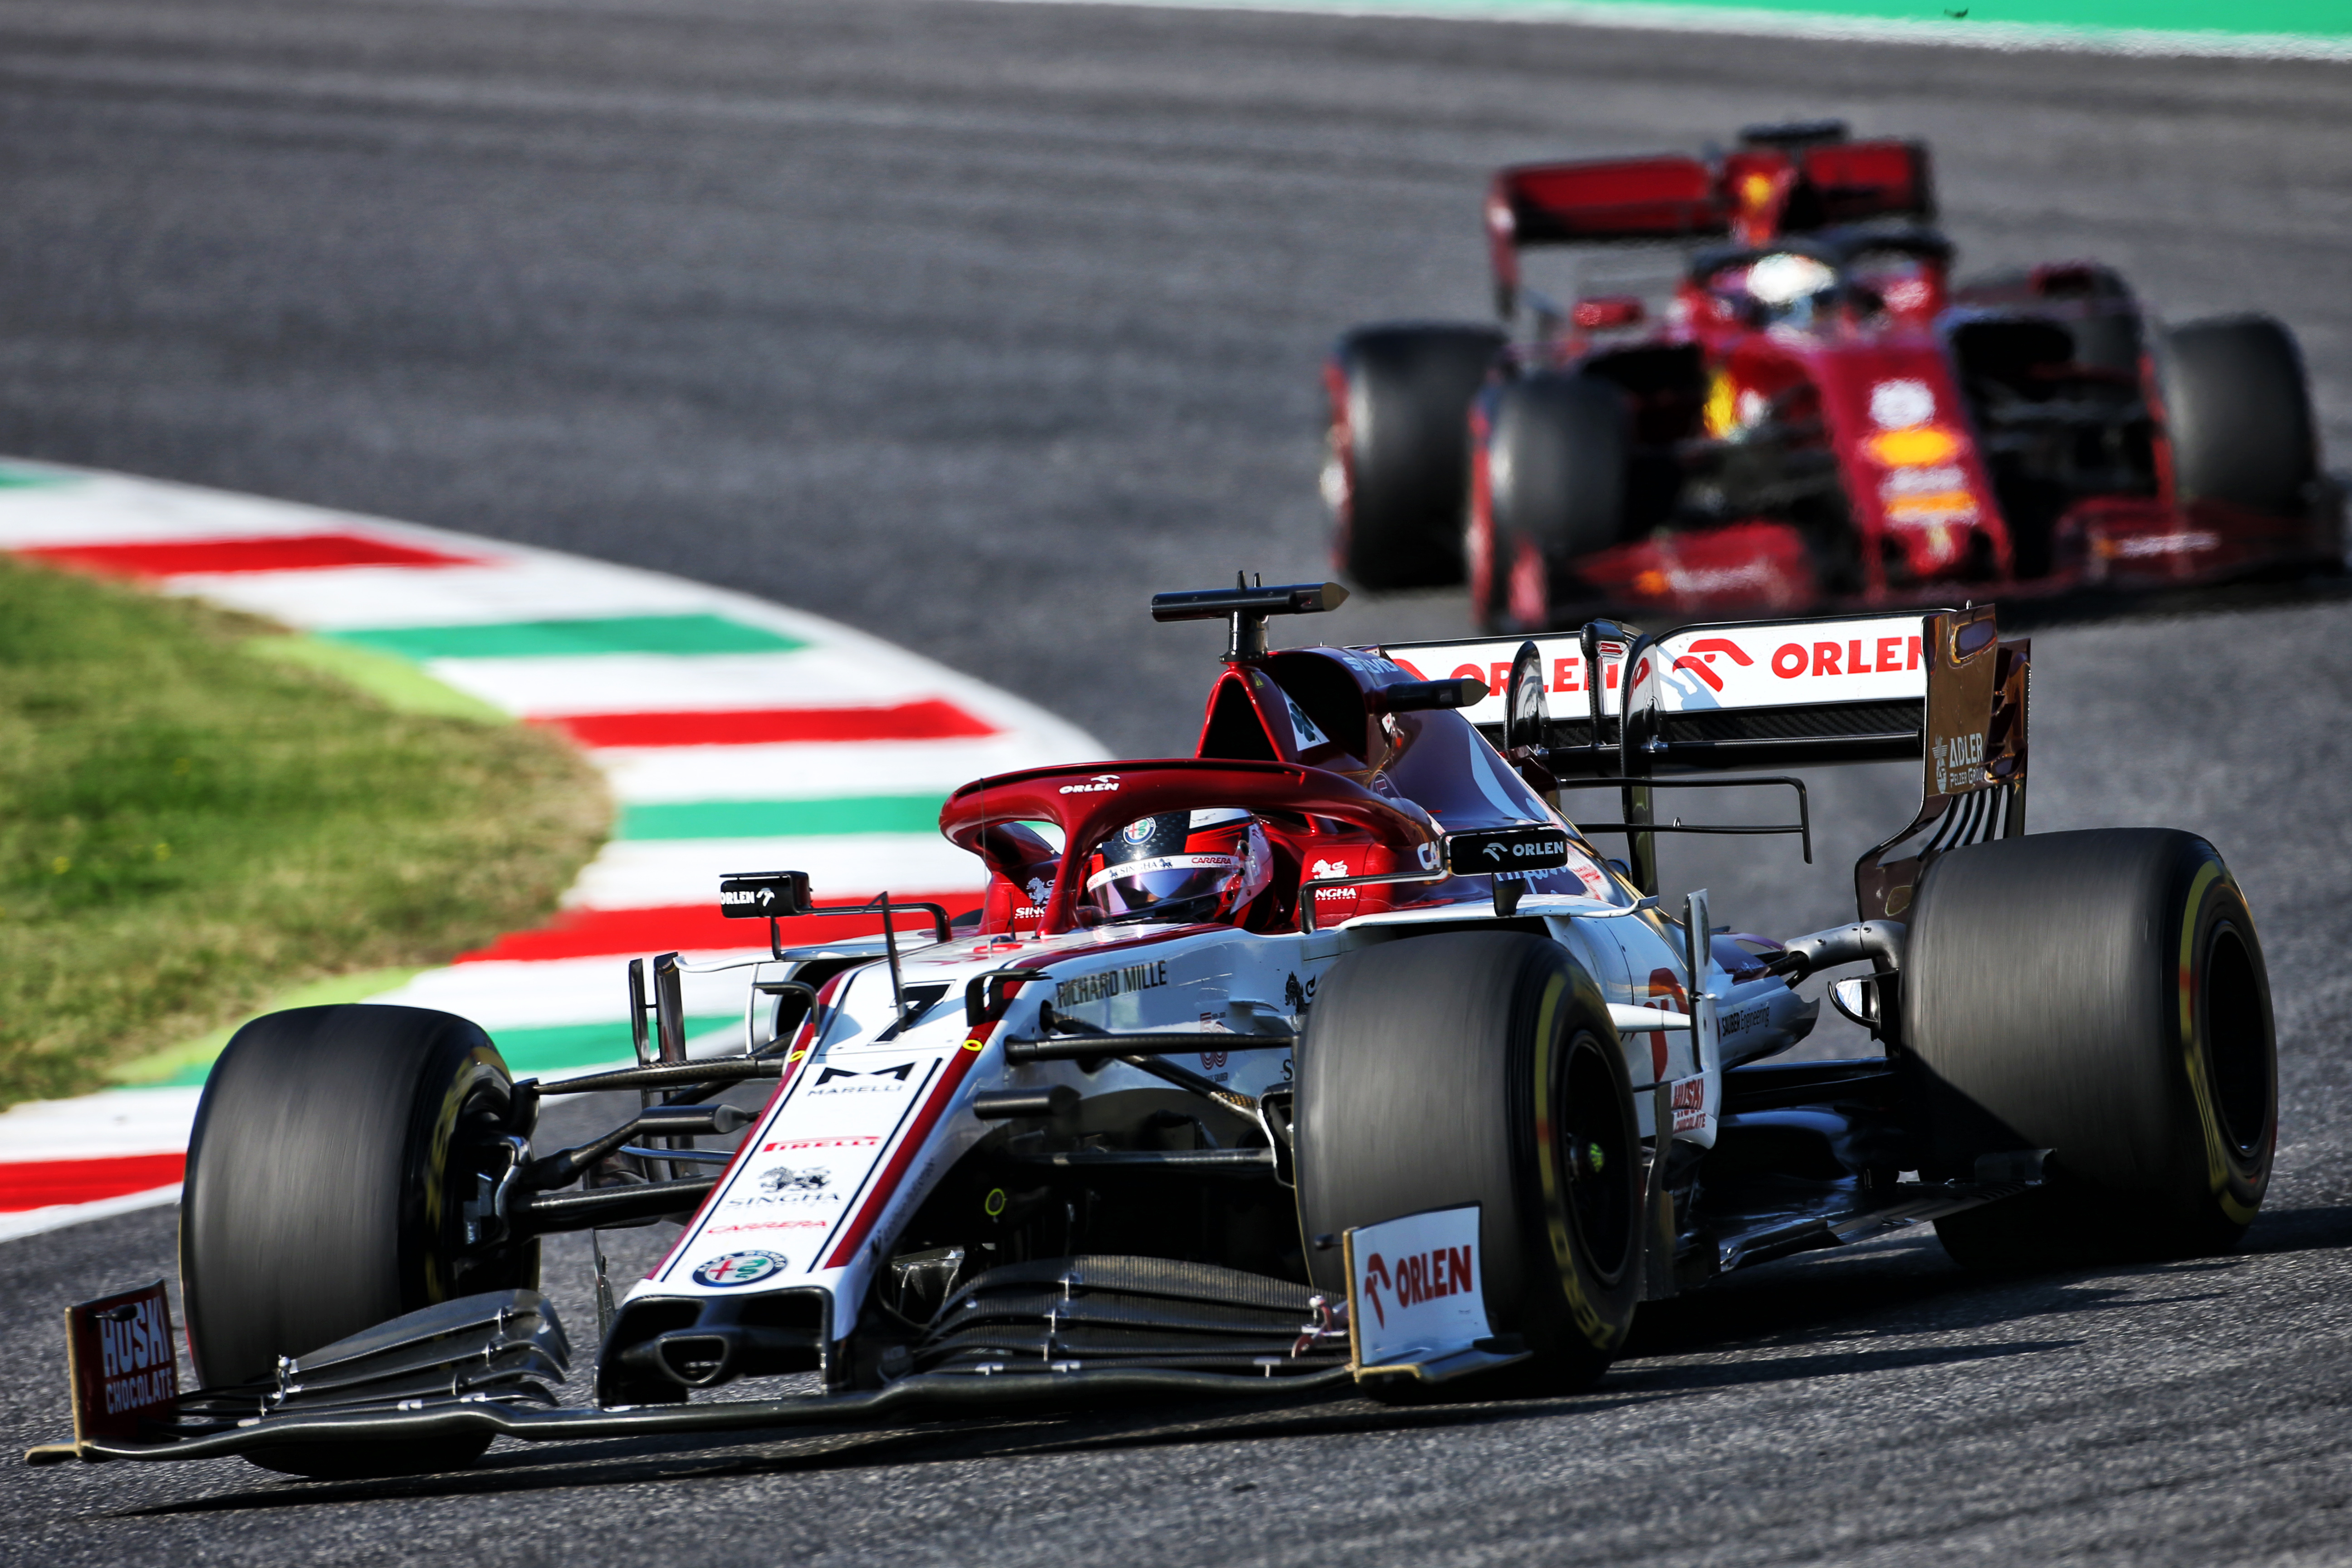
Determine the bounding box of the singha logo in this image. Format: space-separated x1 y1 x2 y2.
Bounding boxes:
759 1166 830 1194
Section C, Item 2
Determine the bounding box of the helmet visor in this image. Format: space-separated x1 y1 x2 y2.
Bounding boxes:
1085 853 1241 921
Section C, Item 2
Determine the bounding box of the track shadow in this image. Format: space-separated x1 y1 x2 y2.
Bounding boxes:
120 1328 2084 1520
2241 1203 2352 1257
115 1210 2333 1519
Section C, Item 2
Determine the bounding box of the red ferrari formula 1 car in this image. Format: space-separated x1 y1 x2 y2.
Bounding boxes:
1324 120 2342 629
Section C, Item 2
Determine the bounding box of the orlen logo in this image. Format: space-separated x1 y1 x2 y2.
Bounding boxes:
720 886 778 909
1058 774 1122 795
1771 634 1924 679
1670 637 1753 693
1481 838 1565 862
1360 1243 1475 1329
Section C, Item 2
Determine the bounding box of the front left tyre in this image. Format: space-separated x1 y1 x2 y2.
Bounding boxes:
1295 932 1643 1394
181 1003 532 1476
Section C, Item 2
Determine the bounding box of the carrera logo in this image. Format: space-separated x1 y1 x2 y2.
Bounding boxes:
1360 1243 1474 1330
1058 774 1122 795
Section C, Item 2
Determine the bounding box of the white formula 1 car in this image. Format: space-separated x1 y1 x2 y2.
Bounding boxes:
31 583 2274 1476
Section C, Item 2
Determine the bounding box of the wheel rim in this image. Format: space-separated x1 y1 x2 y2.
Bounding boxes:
418 1059 530 1304
1557 1031 1637 1282
2200 920 2271 1162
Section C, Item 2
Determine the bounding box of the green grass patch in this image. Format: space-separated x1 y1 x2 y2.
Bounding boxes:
0 555 611 1109
241 635 513 723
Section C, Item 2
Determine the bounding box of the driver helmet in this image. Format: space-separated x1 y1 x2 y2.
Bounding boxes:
1743 250 1840 324
1086 808 1272 925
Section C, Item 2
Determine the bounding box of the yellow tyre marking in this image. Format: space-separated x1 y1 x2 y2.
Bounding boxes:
2175 862 2256 1223
1533 972 1618 1352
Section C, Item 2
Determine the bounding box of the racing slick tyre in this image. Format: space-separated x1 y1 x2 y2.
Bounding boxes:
181 1004 532 1477
1904 830 2276 1271
1328 323 1506 591
1474 373 1630 632
1295 932 1642 1394
2161 315 2318 517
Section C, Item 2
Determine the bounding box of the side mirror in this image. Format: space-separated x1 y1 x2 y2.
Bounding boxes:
719 870 812 919
1370 676 1489 714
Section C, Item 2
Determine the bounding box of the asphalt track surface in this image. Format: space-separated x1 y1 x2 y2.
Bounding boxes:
5 1 2352 1562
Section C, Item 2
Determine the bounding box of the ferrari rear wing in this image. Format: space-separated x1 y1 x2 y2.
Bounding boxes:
1485 137 1933 317
1379 605 2028 916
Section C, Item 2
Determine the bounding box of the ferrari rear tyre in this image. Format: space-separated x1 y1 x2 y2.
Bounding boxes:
1903 830 2275 1270
1328 323 1505 591
1295 933 1642 1393
181 1004 531 1476
2162 315 2318 517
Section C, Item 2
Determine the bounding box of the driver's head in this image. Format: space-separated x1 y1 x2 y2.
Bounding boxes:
1086 808 1272 925
1743 251 1839 325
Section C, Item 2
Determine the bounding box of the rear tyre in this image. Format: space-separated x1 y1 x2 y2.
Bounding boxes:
2161 316 2318 516
1478 373 1631 629
1296 933 1642 1393
1328 323 1506 590
1903 830 2275 1270
181 1004 531 1476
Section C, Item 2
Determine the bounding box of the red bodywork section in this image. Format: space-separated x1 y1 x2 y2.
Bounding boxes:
945 647 1597 937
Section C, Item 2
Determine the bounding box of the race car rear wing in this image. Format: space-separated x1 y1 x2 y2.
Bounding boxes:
1485 138 1934 317
1379 604 2027 919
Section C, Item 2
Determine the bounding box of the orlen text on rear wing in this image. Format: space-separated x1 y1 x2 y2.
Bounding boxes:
1381 610 1927 775
1485 138 1932 317
1383 607 2029 920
